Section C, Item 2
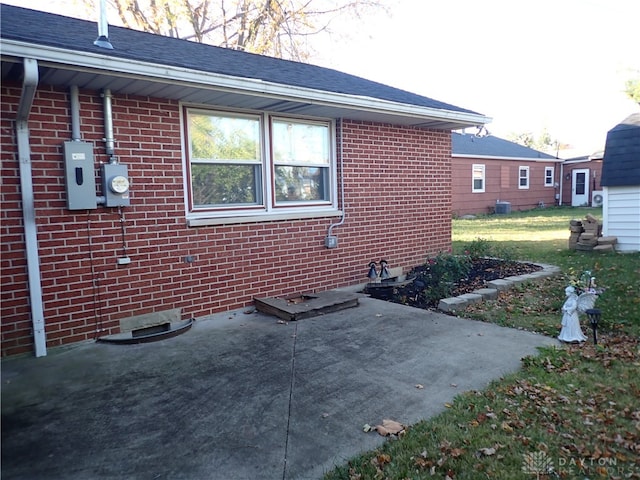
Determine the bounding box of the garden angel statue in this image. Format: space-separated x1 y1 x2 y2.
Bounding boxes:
557 285 597 343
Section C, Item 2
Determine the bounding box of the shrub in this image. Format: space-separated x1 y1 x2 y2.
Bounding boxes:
408 253 472 305
463 237 515 261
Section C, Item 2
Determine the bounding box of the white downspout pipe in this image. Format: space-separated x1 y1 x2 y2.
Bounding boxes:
327 118 346 239
559 162 564 206
16 58 47 357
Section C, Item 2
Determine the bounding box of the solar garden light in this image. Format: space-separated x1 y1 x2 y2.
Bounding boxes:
586 308 601 345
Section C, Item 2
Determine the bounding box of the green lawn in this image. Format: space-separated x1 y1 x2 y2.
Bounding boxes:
325 206 640 480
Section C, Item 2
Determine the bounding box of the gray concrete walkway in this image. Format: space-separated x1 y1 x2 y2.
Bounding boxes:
1 296 557 480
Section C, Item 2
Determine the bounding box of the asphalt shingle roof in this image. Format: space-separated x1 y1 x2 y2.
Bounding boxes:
452 132 557 159
601 113 640 187
0 4 479 116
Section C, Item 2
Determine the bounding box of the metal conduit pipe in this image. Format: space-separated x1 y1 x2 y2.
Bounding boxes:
102 88 115 159
70 85 81 141
16 58 47 357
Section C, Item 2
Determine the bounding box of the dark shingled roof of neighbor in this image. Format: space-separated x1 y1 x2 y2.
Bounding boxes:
601 112 640 187
452 132 558 159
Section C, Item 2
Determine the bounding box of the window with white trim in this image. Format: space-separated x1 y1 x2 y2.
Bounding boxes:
472 164 485 193
544 166 554 186
184 107 335 219
519 166 530 189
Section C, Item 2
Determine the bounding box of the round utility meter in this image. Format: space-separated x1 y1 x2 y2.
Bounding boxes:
109 175 130 194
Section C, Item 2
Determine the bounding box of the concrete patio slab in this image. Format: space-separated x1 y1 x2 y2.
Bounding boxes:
1 296 558 480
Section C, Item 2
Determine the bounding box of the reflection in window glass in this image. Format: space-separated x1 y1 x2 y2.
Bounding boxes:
272 119 331 205
274 166 329 202
272 121 330 164
191 164 260 206
185 107 335 215
188 111 262 208
189 113 260 161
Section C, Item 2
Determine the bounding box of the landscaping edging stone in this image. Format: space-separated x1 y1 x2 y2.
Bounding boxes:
437 262 561 313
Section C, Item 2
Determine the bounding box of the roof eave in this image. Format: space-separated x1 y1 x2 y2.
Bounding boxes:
1 40 491 130
452 153 561 162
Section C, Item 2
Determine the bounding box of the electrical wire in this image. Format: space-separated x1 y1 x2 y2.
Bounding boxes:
86 214 104 338
118 206 128 258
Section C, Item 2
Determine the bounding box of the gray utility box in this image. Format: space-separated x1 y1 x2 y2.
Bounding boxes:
495 201 511 214
63 141 97 210
101 162 130 207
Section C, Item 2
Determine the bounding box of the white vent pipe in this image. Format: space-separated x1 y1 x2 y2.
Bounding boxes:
94 0 113 49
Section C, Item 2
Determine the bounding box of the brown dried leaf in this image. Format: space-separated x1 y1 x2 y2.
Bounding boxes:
374 419 405 436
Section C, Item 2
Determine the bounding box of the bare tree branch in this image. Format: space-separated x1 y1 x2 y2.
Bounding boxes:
101 0 389 60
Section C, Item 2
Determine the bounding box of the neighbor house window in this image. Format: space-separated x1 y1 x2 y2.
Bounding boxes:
544 166 554 186
519 166 530 189
472 164 485 193
184 107 335 220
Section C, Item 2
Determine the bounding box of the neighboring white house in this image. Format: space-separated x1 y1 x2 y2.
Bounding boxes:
601 113 640 252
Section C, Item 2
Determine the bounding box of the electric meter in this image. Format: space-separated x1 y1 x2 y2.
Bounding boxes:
101 163 130 207
109 175 130 194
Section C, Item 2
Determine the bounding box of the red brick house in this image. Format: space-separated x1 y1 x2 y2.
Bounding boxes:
0 5 489 357
451 132 562 216
558 153 604 207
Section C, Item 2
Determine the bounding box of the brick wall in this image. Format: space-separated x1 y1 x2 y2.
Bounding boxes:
451 157 560 215
1 84 452 356
560 161 603 206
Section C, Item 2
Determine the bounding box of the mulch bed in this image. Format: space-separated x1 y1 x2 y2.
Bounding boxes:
369 258 542 310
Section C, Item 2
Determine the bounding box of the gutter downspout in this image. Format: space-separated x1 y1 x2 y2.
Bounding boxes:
327 118 346 240
559 162 564 206
16 58 47 357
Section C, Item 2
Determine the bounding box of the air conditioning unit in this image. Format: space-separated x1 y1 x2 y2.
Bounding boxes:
592 191 604 207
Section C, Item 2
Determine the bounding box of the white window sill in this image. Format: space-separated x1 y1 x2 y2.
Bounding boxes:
187 209 343 227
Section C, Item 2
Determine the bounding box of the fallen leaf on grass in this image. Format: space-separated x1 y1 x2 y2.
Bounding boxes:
478 447 496 456
370 419 406 436
501 421 514 433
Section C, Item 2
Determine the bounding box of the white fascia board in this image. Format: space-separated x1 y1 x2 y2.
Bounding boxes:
2 40 491 127
452 153 562 162
562 158 599 165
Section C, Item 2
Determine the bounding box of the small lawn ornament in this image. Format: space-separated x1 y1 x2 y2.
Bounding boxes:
379 259 390 280
557 285 597 343
367 261 378 282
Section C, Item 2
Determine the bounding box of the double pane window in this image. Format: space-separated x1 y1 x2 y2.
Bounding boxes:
519 166 530 189
544 166 554 186
472 164 485 193
185 108 334 216
272 119 330 204
188 111 262 208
